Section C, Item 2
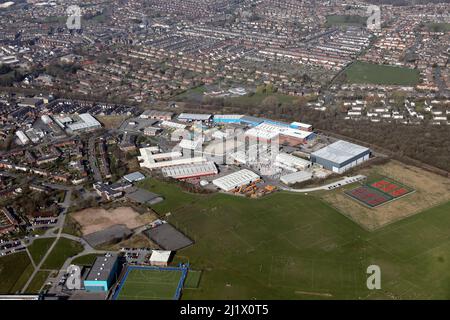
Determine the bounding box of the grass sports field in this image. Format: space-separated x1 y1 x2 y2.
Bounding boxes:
345 61 420 86
0 252 33 294
140 176 450 299
426 23 450 32
115 267 184 300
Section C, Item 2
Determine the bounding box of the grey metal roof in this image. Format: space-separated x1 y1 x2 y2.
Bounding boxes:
312 140 369 165
178 113 212 121
85 253 118 282
123 171 145 182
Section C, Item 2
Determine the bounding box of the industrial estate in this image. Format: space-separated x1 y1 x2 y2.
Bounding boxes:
0 0 449 302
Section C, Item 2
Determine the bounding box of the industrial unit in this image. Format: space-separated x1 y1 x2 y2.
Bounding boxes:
311 140 371 173
138 147 207 170
178 113 212 123
212 169 260 192
84 253 119 292
274 152 311 172
53 113 102 133
245 122 315 145
280 171 313 185
139 110 173 121
162 161 218 180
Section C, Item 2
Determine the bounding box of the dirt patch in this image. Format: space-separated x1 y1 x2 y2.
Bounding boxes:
70 206 157 235
97 115 130 129
322 160 450 231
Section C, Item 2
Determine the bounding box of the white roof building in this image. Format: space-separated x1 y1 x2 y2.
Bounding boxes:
15 130 30 145
162 161 218 179
245 123 280 141
280 171 313 185
245 123 314 142
178 113 212 122
149 250 171 266
138 147 206 170
275 153 311 171
179 138 203 150
66 113 101 132
160 120 187 130
212 169 260 192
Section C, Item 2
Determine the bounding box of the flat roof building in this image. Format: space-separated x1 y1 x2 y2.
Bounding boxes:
149 250 171 267
123 172 146 183
213 114 244 124
140 110 173 121
84 253 119 292
162 161 218 180
54 113 101 133
212 169 260 192
275 153 311 171
311 140 370 174
177 113 212 122
290 122 313 131
137 147 206 170
280 171 313 185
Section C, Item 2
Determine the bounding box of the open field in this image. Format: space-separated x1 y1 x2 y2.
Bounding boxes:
0 252 33 294
322 160 450 230
141 177 450 299
426 22 450 32
41 238 84 270
28 238 56 265
173 85 207 101
25 271 50 294
71 207 156 235
115 267 183 300
344 61 420 86
97 115 130 129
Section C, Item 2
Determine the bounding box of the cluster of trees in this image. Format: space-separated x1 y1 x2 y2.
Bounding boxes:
13 189 60 217
45 63 80 78
0 68 25 86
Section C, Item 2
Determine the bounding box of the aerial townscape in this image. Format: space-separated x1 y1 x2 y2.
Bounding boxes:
0 0 449 305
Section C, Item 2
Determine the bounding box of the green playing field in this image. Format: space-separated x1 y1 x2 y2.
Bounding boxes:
116 268 183 300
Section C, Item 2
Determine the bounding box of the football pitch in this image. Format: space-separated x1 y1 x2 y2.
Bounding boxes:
344 61 420 86
114 267 185 300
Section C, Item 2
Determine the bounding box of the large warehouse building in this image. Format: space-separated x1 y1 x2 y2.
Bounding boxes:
212 169 260 192
53 113 102 133
311 140 370 173
161 161 218 180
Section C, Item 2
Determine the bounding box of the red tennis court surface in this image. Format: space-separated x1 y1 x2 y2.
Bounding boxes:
345 178 414 208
